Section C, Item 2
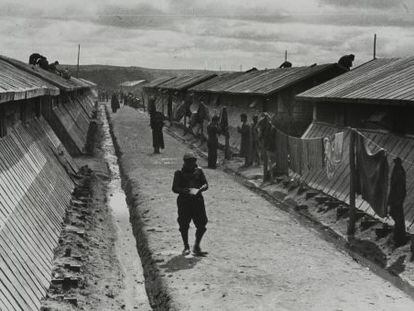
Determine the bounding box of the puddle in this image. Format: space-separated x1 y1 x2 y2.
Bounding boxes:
101 104 152 310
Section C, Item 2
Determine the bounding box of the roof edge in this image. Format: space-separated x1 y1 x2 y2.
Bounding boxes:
296 95 414 107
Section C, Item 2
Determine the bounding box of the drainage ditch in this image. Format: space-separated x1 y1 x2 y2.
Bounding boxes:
103 104 174 311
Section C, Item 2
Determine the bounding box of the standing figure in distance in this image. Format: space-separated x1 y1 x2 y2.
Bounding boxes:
251 115 260 166
150 106 165 154
172 152 209 256
207 115 220 169
237 113 252 167
388 157 408 246
111 93 120 113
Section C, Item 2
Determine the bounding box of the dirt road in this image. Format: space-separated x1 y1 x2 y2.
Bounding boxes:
110 105 414 311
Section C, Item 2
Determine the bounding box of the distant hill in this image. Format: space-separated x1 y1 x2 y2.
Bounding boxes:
65 64 216 91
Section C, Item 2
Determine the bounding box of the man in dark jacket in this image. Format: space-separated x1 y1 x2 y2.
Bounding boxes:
150 110 165 154
207 115 220 169
172 152 209 255
388 157 408 246
338 54 355 70
111 93 120 113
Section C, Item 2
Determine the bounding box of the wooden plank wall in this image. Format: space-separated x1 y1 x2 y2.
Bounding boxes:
0 118 75 310
50 94 93 155
302 122 414 226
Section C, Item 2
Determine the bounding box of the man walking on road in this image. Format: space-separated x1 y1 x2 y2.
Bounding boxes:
172 152 209 256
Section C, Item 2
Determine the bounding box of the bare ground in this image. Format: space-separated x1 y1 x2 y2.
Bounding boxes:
42 105 150 311
109 105 414 311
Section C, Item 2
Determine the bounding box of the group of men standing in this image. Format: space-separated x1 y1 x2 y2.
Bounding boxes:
235 113 272 173
205 111 273 173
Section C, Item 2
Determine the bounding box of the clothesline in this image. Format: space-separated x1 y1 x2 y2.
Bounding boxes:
351 128 414 167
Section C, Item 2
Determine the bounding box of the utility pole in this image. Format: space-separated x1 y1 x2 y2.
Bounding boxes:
76 44 81 78
285 50 288 62
373 34 377 60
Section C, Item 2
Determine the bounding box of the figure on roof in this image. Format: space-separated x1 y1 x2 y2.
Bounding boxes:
38 56 50 71
338 54 355 70
279 61 292 68
29 53 42 65
48 61 60 74
61 67 71 79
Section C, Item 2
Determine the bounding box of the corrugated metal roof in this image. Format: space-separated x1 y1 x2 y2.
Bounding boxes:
156 72 218 91
0 55 90 92
78 78 97 87
189 64 341 96
297 57 414 105
188 71 248 92
144 76 175 88
0 59 60 103
192 70 264 94
120 80 146 87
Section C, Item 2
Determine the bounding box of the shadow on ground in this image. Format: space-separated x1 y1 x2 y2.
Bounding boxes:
160 255 201 273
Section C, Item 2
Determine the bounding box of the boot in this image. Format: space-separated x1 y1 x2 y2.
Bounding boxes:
180 229 190 255
193 228 206 256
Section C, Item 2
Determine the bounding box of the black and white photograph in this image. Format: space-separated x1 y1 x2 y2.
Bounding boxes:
1 0 414 310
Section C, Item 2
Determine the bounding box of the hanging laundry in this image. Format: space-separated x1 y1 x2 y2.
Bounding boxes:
301 137 324 174
155 95 164 113
323 132 344 179
355 133 389 218
333 132 344 163
275 129 289 175
174 101 187 121
288 136 302 175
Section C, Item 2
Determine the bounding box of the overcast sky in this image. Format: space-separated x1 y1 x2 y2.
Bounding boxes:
1 0 413 69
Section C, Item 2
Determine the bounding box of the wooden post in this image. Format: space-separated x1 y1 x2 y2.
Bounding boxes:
373 34 377 60
347 128 357 236
76 44 80 78
225 131 230 160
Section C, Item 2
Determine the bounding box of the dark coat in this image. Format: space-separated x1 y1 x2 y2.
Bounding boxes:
388 162 406 209
111 95 120 110
172 167 207 207
207 122 219 148
238 123 251 157
150 111 165 149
